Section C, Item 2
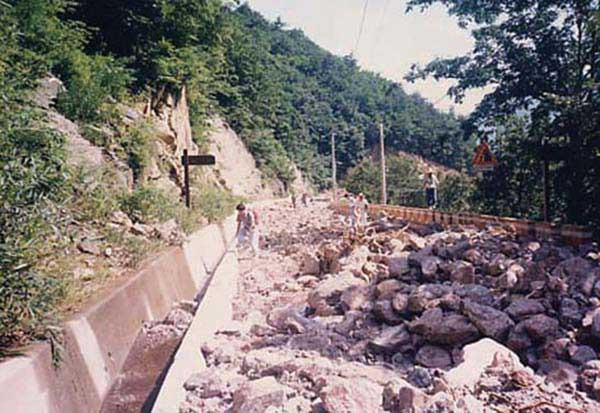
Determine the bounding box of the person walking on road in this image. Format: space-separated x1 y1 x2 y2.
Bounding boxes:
235 203 259 256
424 169 439 210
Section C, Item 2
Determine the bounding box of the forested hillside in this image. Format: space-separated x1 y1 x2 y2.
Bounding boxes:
68 2 472 186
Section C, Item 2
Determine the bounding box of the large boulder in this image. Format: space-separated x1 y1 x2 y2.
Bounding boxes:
450 260 476 284
463 300 514 341
308 272 365 316
299 252 320 275
446 338 525 390
554 257 592 279
453 284 494 306
340 285 372 312
373 300 404 325
376 279 403 300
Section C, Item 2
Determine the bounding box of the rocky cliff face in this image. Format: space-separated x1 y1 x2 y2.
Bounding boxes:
34 77 305 201
206 117 276 200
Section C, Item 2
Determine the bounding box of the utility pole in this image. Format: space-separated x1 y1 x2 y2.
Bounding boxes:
542 139 550 222
331 132 337 204
379 122 387 205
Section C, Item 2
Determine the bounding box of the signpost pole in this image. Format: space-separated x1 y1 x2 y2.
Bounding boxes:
183 149 191 208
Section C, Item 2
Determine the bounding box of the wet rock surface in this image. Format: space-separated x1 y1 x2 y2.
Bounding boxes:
179 200 600 412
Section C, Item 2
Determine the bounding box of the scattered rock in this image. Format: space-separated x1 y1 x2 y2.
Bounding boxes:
396 386 429 413
463 300 514 341
231 377 290 413
368 325 411 355
373 300 404 325
569 345 597 366
319 377 382 413
505 299 545 320
521 314 560 341
416 345 452 369
407 367 433 388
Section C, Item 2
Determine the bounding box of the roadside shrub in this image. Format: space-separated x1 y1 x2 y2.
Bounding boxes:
119 186 180 224
0 108 69 352
192 185 241 224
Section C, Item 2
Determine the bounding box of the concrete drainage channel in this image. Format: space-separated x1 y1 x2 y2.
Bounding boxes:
0 209 244 413
101 244 239 413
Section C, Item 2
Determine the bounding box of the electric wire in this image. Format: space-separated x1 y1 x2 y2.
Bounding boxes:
353 0 370 56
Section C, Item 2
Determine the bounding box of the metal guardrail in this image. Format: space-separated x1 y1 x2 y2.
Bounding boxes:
333 202 593 246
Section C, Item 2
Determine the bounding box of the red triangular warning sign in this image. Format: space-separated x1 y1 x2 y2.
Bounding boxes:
472 141 498 172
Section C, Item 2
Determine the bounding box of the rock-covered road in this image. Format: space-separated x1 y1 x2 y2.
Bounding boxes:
179 200 600 413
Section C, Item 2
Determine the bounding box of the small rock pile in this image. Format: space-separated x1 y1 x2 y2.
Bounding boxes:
179 200 600 412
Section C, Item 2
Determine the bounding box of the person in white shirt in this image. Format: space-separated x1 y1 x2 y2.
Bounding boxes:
355 193 369 229
424 169 440 210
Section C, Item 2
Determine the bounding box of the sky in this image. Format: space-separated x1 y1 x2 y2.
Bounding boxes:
246 0 488 115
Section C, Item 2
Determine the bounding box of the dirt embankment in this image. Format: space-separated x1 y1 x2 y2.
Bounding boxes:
178 200 600 413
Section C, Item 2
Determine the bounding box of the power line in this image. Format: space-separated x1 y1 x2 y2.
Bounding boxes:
353 0 370 56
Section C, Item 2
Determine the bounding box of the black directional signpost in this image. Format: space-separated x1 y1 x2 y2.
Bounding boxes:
181 149 216 208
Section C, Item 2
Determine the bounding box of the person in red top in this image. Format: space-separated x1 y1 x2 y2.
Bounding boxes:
235 203 259 256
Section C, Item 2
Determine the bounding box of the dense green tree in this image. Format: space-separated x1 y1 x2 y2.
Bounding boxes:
407 0 600 229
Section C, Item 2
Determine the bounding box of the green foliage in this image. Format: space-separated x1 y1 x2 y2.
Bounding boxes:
345 156 425 207
345 155 476 213
247 130 294 183
67 167 123 222
438 174 475 213
117 120 155 182
118 187 180 225
192 185 241 225
407 0 600 229
470 117 547 220
0 108 69 351
218 6 473 187
55 52 132 122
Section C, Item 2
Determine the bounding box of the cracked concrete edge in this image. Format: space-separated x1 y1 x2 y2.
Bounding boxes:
151 249 239 413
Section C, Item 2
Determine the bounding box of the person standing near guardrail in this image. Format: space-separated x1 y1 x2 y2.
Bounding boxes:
235 203 259 256
424 168 439 210
356 193 369 229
